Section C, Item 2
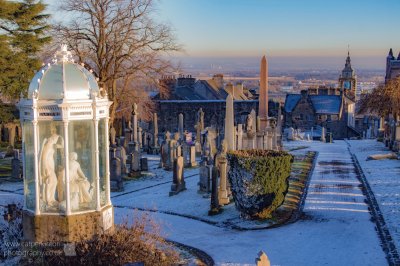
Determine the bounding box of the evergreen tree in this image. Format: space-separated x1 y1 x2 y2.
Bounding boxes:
0 0 51 101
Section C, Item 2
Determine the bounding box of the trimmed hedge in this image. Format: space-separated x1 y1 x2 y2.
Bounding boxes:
227 150 293 219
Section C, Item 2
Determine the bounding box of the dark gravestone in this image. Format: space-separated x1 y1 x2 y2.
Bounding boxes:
169 154 186 196
11 150 22 179
208 166 221 215
140 158 148 171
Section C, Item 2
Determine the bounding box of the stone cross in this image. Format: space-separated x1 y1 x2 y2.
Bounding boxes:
224 94 235 151
255 251 270 266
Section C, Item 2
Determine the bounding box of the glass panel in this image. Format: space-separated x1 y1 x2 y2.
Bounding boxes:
23 121 35 210
38 64 64 100
38 121 65 213
68 120 96 212
99 118 107 207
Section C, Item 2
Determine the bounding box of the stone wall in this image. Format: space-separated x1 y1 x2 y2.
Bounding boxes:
157 100 279 134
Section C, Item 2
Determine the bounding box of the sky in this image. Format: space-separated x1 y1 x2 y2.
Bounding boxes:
156 0 400 58
44 0 400 70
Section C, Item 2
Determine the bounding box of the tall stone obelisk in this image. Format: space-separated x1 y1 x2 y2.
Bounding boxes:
224 94 235 151
259 55 269 130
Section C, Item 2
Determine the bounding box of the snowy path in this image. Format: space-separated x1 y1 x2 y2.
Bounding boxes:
116 141 386 265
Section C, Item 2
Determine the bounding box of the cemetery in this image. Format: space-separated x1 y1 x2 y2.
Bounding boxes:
0 46 398 265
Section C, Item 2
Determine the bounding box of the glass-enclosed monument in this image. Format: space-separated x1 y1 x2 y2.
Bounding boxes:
18 45 113 242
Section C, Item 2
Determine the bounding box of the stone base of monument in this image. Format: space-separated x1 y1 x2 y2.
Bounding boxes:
169 182 186 196
23 205 114 243
110 180 124 192
148 146 160 155
208 207 222 216
127 170 141 178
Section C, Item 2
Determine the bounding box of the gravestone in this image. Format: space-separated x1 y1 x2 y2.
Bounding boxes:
208 166 221 215
11 150 22 179
160 131 171 170
129 150 141 177
169 147 186 196
321 127 326 142
198 151 212 193
140 158 148 171
110 149 123 191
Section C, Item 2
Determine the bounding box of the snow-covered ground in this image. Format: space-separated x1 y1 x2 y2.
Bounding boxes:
1 140 395 265
349 139 400 254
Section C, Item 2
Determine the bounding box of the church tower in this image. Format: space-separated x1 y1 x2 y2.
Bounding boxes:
338 51 357 101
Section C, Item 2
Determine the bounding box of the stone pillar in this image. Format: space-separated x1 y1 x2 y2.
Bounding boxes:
224 94 235 151
217 140 229 205
321 127 326 142
11 150 21 179
131 103 139 151
189 146 197 167
237 124 243 150
153 113 159 148
110 126 117 147
178 113 184 139
138 127 142 149
259 55 269 129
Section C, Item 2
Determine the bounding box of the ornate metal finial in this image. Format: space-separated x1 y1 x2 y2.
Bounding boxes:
52 44 74 64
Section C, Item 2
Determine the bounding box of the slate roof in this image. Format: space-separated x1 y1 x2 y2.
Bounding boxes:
284 94 301 113
175 85 205 100
309 95 341 114
284 94 341 114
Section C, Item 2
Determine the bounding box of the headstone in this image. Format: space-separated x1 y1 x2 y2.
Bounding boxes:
250 109 257 133
140 158 148 171
129 150 141 177
198 150 212 193
169 146 186 196
208 166 221 215
7 124 16 148
160 131 171 170
169 132 180 170
287 127 294 141
110 125 117 147
255 251 270 266
216 140 229 205
110 149 123 191
115 146 128 175
224 94 235 151
256 116 261 133
11 150 21 179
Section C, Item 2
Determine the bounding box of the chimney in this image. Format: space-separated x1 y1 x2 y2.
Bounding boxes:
225 82 234 97
212 74 224 89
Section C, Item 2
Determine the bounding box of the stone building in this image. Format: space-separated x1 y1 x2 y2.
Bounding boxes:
385 48 400 83
283 53 359 139
155 74 254 101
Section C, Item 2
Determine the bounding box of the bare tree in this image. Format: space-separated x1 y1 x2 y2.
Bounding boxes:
55 0 180 123
358 77 400 120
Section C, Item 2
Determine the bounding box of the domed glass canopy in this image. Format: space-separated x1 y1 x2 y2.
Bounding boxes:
27 45 99 100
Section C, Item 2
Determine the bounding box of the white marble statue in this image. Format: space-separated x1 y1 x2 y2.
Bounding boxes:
69 152 93 206
39 125 64 206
